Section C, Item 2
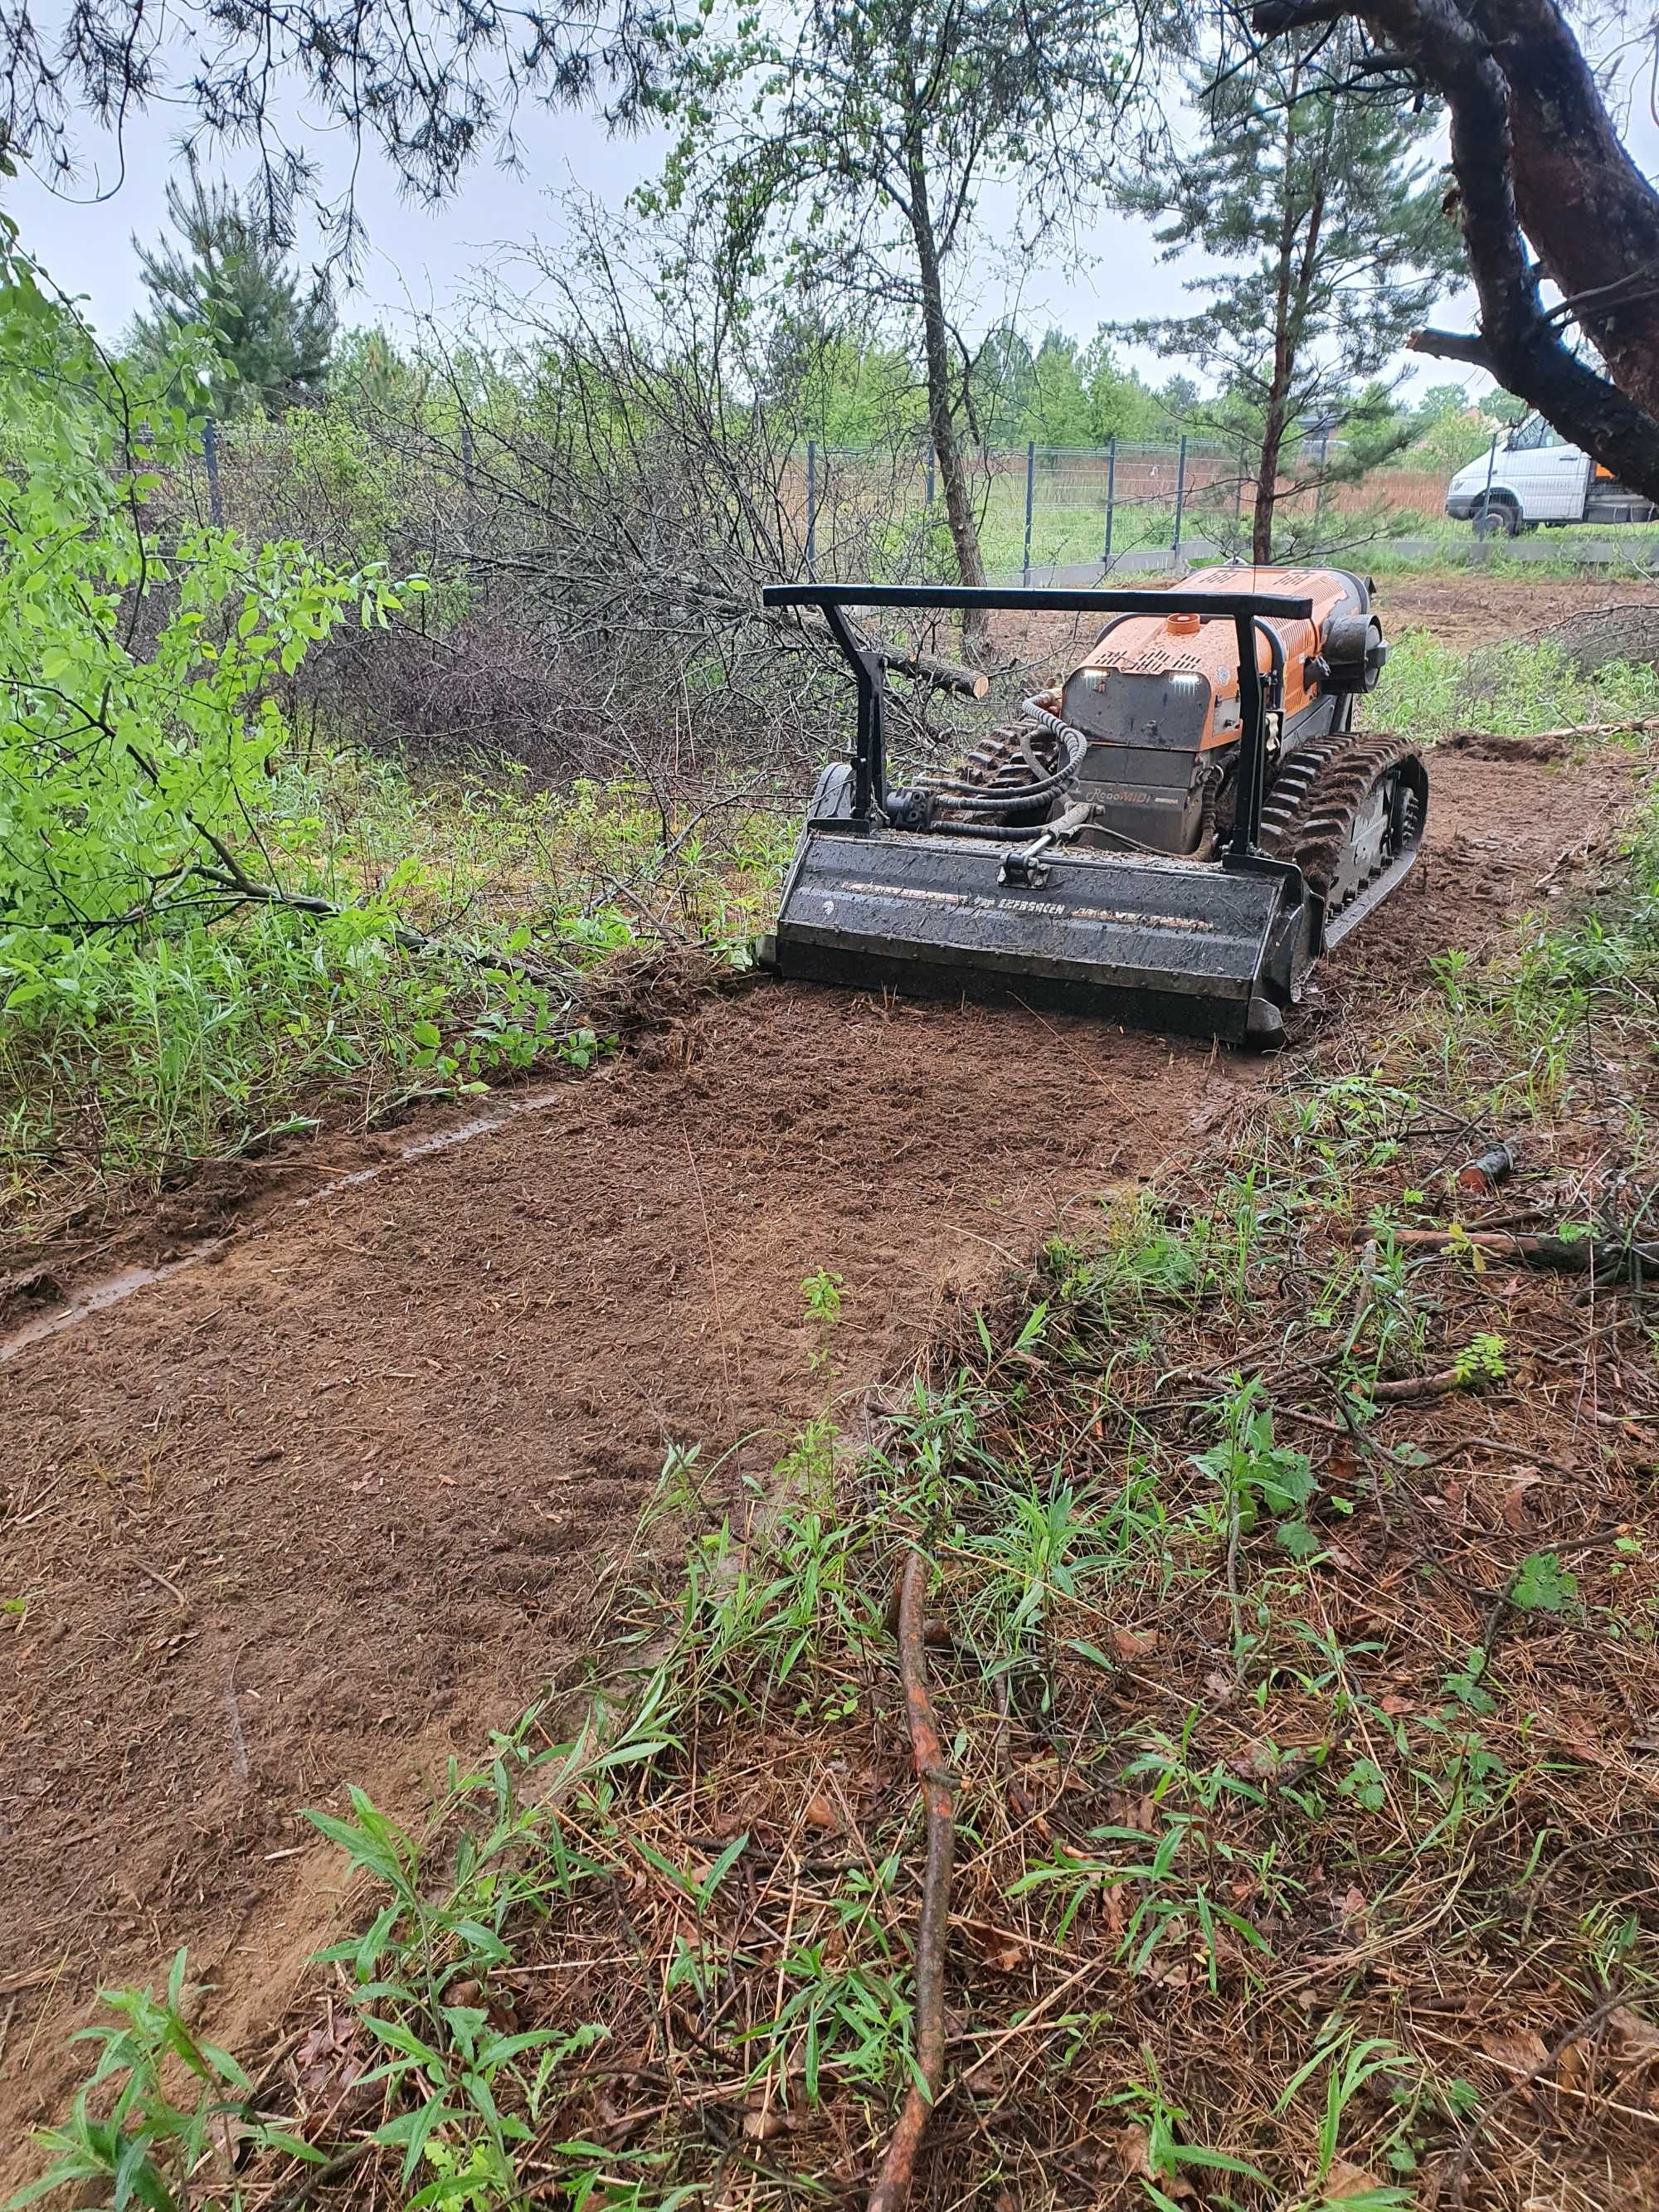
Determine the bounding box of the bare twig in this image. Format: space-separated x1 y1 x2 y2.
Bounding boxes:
879 649 989 700
1446 1987 1629 2207
1378 1226 1659 1284
867 1545 956 2212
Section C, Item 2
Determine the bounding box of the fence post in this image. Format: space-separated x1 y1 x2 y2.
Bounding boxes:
925 442 936 508
806 439 818 577
1022 439 1036 586
1171 434 1188 562
1475 430 1498 542
202 415 224 527
1313 421 1333 533
1102 436 1117 569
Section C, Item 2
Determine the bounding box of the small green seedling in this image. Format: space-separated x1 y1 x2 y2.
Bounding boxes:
1511 1550 1579 1614
1452 1331 1507 1385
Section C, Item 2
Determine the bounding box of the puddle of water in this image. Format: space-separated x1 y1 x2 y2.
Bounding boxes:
1 1082 574 1365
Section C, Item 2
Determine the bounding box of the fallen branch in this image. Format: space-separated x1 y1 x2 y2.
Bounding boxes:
1374 1226 1659 1285
1501 715 1659 743
115 738 575 997
1363 1366 1470 1405
190 860 572 995
879 649 990 700
1456 1141 1516 1194
868 1546 956 2212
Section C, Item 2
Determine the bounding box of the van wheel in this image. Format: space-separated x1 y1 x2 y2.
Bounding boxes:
1472 493 1521 537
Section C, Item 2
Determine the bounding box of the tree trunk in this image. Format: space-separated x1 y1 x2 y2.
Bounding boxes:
1253 0 1659 503
906 141 988 649
1253 411 1285 565
1486 0 1659 430
1252 61 1306 566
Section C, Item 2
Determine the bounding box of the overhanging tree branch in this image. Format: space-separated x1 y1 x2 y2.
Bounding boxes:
1253 0 1659 503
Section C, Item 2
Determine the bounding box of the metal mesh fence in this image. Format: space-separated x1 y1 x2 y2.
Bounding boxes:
796 438 1459 581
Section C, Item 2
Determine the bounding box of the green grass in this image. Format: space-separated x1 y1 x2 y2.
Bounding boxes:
1 746 794 1245
825 456 1659 581
1370 630 1659 740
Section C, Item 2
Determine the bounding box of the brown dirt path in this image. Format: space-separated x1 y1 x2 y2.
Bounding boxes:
0 736 1634 2153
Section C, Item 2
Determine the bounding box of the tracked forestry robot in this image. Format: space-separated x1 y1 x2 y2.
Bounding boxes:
758 570 1425 1046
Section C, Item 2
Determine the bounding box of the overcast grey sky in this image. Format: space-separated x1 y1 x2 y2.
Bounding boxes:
15 37 1652 398
7 97 1238 355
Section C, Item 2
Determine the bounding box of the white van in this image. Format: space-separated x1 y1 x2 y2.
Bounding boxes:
1445 416 1655 534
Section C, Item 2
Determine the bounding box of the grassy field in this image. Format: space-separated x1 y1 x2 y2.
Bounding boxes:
813 456 1659 581
0 756 793 1252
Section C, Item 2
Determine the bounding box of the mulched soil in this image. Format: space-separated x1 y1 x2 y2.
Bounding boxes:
0 586 1643 2162
1377 571 1659 651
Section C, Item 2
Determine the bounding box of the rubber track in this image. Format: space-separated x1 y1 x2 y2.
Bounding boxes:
1259 729 1424 904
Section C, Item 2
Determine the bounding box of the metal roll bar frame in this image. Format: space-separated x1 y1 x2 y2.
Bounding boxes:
760 581 1314 868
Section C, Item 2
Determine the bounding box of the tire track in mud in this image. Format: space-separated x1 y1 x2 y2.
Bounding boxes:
0 741 1633 2149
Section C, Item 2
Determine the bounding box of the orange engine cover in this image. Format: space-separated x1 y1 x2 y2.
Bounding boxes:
1055 565 1366 750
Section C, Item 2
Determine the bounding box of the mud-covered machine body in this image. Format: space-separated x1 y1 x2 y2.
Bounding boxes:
759 571 1425 1045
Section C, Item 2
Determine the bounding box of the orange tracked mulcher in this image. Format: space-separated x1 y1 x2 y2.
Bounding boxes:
759 566 1425 1046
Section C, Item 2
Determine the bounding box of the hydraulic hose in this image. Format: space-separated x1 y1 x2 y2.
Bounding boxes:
1018 695 1088 749
925 718 1088 811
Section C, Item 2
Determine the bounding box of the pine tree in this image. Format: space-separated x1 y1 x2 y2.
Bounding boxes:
1022 333 1092 448
1117 24 1458 562
969 325 1037 450
130 163 336 417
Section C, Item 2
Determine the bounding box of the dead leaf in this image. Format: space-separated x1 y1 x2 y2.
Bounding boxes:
1115 2127 1153 2179
1499 1470 1544 1531
1557 2038 1589 2098
1323 2160 1384 2200
1112 2125 1194 2195
1006 1780 1052 1839
977 1932 1025 1973
1482 2025 1551 2080
1610 2005 1659 2064
742 2110 795 2142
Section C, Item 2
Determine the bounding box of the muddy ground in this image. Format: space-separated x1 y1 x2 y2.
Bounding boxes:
1376 570 1657 649
0 581 1645 2153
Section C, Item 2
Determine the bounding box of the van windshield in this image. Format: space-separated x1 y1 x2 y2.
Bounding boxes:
1506 417 1569 451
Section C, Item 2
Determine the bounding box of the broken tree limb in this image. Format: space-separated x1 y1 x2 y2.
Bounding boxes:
1443 716 1659 749
1363 1367 1469 1405
119 738 574 995
878 649 990 700
868 1546 956 2212
1372 1227 1659 1284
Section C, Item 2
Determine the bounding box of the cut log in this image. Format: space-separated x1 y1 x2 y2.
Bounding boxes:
880 649 990 700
